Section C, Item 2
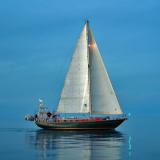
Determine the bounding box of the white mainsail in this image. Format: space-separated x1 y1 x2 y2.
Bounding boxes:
57 22 123 114
57 24 90 113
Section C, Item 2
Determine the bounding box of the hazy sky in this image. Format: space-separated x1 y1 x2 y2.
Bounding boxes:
0 0 159 116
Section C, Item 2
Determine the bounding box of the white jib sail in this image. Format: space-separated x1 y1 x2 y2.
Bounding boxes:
57 24 90 113
89 31 123 114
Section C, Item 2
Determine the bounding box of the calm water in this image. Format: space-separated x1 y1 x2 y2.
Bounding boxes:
0 113 160 160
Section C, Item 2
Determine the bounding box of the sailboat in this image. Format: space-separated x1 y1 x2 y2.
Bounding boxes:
25 21 127 130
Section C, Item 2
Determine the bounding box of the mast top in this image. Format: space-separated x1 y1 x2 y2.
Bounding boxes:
85 20 89 28
86 20 89 25
85 20 90 30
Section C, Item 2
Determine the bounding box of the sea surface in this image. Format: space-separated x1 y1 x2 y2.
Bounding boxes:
0 110 160 160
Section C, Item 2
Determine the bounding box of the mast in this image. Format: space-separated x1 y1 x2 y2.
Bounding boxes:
86 20 92 114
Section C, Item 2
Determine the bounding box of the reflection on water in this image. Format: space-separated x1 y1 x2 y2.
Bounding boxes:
26 130 128 160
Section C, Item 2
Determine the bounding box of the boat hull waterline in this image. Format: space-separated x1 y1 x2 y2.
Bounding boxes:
35 118 126 130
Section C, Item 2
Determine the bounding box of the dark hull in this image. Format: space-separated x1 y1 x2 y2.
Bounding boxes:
35 118 126 130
